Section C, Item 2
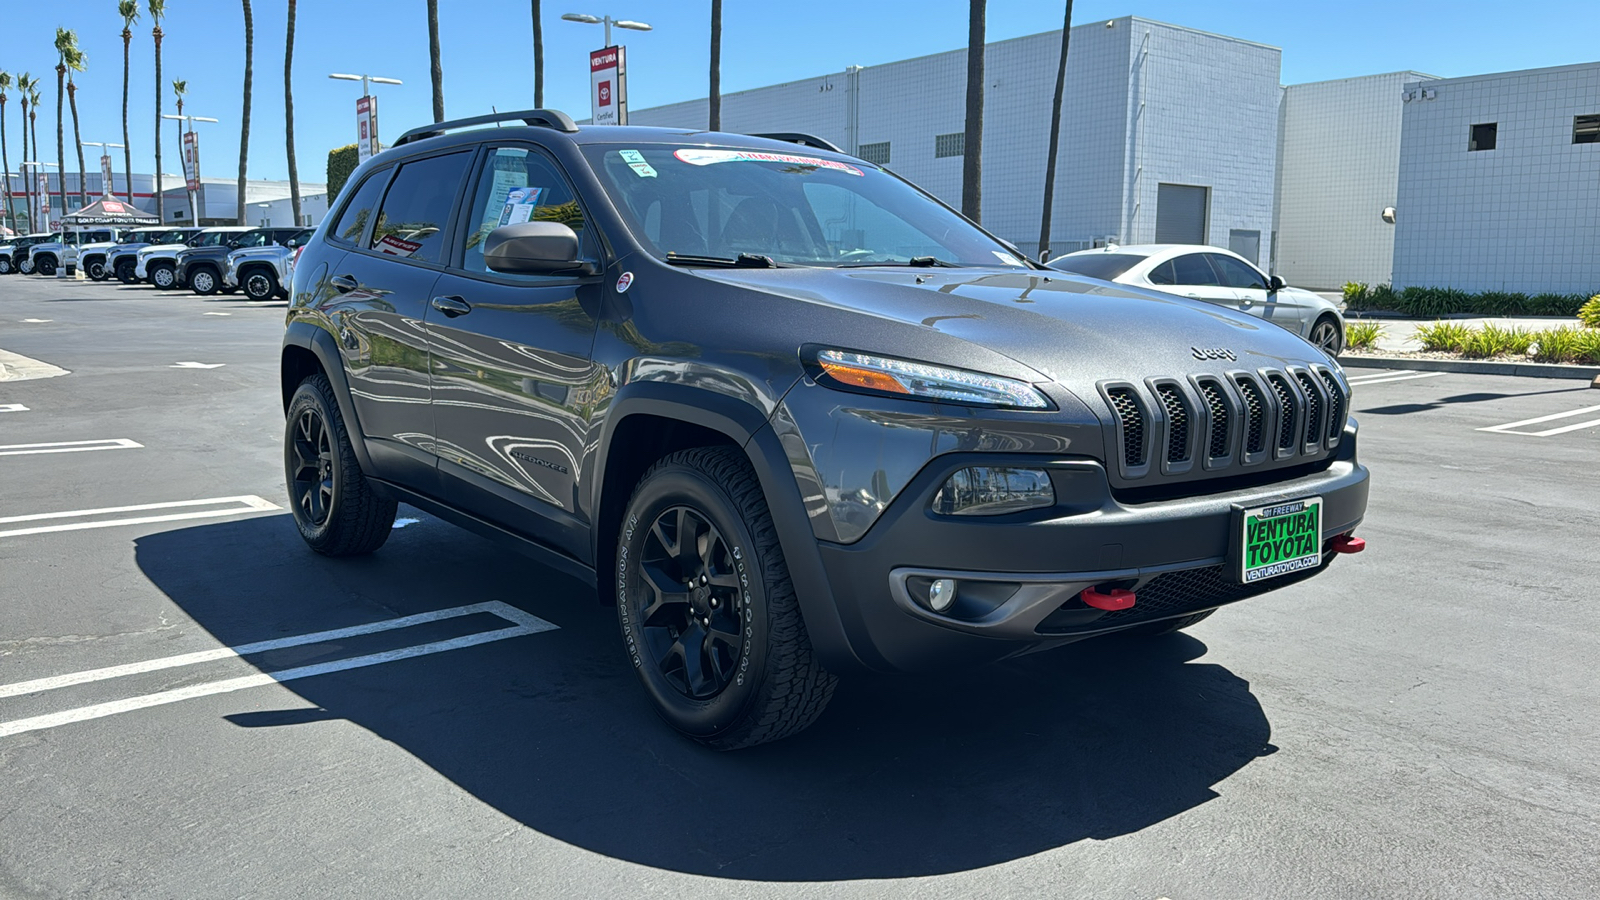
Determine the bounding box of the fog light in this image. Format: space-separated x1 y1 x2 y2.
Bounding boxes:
927 578 957 612
932 466 1054 516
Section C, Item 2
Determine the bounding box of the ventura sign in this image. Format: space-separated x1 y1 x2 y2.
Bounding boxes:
589 46 627 126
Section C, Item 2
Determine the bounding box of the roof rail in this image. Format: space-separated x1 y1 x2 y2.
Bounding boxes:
394 108 580 147
747 132 844 154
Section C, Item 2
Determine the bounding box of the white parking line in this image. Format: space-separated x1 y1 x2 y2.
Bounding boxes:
1478 404 1600 437
0 404 27 412
0 601 556 738
0 495 280 538
1347 371 1447 386
0 438 142 457
171 361 225 369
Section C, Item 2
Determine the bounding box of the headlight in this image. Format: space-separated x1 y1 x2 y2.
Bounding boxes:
932 466 1055 516
814 349 1052 409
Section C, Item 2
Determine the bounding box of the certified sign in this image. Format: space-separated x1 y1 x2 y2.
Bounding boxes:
589 46 627 126
356 95 380 164
182 131 201 194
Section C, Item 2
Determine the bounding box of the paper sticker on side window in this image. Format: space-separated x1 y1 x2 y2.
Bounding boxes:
498 187 545 226
671 148 864 176
619 149 657 178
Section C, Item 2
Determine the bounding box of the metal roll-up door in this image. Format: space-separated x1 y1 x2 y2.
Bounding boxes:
1156 183 1209 245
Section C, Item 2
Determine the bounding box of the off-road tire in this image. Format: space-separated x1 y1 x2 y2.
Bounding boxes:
189 265 221 295
0 257 12 274
617 447 837 750
284 374 397 556
149 262 176 289
241 267 279 302
1121 609 1216 637
35 256 56 277
115 260 138 284
18 257 34 275
86 258 108 281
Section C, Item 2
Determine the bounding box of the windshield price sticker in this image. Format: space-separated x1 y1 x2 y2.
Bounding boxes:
619 149 658 178
672 148 864 176
1241 496 1322 583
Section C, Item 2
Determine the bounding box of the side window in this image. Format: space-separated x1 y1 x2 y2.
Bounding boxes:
460 146 592 278
329 170 391 247
1148 260 1178 285
1169 253 1220 286
237 232 270 248
368 152 473 265
1207 254 1268 290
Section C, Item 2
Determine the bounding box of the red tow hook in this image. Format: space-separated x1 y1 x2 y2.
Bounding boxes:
1081 587 1136 611
1332 534 1366 554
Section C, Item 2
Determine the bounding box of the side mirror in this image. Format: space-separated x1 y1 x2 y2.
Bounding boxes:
484 222 588 275
1268 274 1286 292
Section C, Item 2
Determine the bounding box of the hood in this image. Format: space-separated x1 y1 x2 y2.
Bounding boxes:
80 241 118 252
138 243 188 257
229 245 289 260
695 266 1328 386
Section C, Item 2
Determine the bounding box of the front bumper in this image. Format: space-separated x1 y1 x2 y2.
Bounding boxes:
809 428 1368 673
134 258 150 279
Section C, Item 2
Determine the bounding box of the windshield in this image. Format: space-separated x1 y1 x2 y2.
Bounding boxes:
582 144 1030 269
188 231 237 248
1048 253 1145 281
119 231 157 244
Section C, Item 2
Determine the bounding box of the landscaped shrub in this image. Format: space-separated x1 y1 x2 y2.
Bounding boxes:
1336 284 1595 318
1368 283 1399 310
1460 324 1533 358
1343 282 1370 307
1579 295 1600 329
1412 320 1473 352
1527 292 1587 317
1345 320 1385 350
1575 328 1600 365
1530 327 1584 363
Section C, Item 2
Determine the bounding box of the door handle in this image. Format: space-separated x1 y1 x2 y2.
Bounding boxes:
330 274 358 294
431 295 472 317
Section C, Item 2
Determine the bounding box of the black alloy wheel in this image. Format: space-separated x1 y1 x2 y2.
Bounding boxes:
36 257 56 276
636 505 747 701
116 260 138 284
242 268 278 302
289 406 336 528
87 258 108 280
190 266 220 295
150 263 176 289
283 374 396 555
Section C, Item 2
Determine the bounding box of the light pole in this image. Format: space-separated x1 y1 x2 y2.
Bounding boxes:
330 73 401 163
162 113 218 227
82 141 127 200
560 12 651 48
257 201 271 227
19 160 59 233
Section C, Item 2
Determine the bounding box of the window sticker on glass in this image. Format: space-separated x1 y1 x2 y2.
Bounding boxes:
671 147 864 176
619 149 657 178
377 234 423 257
499 187 545 226
992 251 1023 267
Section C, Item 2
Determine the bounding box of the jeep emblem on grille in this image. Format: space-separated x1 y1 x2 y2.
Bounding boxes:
1192 347 1237 361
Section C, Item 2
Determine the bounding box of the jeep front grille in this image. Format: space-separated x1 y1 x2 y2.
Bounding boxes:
1155 385 1190 463
1294 371 1324 448
1198 380 1231 459
1235 377 1267 455
1106 388 1145 468
1317 369 1346 442
1266 374 1298 451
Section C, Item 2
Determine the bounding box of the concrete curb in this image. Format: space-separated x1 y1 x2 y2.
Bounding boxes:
1342 355 1600 381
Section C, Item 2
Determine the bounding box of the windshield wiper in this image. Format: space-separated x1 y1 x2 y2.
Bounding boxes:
836 256 965 268
664 252 780 269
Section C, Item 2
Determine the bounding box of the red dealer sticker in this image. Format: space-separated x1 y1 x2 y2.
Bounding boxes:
672 148 864 176
377 235 424 258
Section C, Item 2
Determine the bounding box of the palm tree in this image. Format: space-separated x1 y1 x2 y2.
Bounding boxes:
531 0 543 107
120 0 140 204
285 0 301 224
151 0 167 221
54 28 77 211
16 74 30 229
28 83 42 228
237 0 253 224
66 46 89 205
1037 1 1073 261
427 0 444 121
0 72 13 233
961 0 985 222
172 78 189 222
709 0 722 131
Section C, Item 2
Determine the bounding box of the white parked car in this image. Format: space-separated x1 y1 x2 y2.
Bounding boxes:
1048 244 1347 356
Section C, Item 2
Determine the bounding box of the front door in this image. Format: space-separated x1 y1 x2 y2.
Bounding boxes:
1148 252 1243 311
427 143 608 562
1206 252 1313 331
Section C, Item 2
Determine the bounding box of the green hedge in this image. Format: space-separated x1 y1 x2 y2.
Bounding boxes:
326 144 359 202
1343 282 1597 318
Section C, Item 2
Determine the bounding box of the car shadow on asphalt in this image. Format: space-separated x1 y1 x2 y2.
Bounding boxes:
135 511 1274 881
1359 387 1589 416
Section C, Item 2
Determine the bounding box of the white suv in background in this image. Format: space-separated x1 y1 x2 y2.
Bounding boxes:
1048 244 1347 356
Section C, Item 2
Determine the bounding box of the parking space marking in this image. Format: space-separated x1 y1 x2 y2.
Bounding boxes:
0 601 556 738
0 495 280 538
171 361 225 369
1478 404 1600 437
19 318 52 324
0 404 27 412
0 438 142 457
202 312 232 316
1347 371 1447 387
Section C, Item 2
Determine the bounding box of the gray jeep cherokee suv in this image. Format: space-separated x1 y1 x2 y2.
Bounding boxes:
281 110 1370 749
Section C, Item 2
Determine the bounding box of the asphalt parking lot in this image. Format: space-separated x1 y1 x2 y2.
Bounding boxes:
2 274 1597 899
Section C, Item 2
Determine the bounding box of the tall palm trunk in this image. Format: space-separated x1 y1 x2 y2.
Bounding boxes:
55 63 66 213
0 91 11 233
285 0 301 223
709 0 722 131
961 0 985 222
1037 1 1073 261
122 27 134 203
29 106 40 228
69 79 87 204
237 0 253 224
531 0 543 107
18 93 28 229
154 23 165 220
427 0 444 121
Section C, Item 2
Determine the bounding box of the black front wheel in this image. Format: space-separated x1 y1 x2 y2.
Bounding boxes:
115 260 138 284
242 268 279 302
617 448 836 750
284 374 397 556
35 257 56 276
87 259 108 281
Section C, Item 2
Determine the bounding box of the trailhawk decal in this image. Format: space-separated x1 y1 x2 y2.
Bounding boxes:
671 148 864 176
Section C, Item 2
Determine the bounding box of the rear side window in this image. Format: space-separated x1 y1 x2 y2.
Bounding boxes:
1050 253 1144 281
459 146 592 277
368 151 474 265
1166 253 1221 286
329 171 391 247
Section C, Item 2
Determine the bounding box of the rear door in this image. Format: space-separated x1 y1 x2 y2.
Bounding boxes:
426 142 609 560
323 150 475 492
1147 252 1243 311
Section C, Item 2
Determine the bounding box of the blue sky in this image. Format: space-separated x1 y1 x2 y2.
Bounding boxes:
3 0 1596 184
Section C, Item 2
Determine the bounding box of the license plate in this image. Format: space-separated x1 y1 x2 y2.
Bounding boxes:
1240 496 1323 584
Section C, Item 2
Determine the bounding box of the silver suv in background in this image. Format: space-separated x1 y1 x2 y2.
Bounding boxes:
109 228 205 284
135 227 253 288
225 228 313 300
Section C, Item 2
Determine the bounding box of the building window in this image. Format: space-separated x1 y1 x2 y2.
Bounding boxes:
858 141 891 165
1574 115 1600 145
934 132 964 158
1469 122 1497 151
